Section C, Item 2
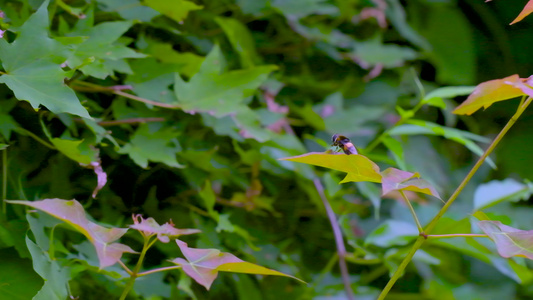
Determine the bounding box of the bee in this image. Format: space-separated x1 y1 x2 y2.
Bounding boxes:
331 134 358 155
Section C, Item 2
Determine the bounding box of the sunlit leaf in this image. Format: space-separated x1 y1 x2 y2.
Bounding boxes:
473 179 533 211
280 152 382 183
144 0 203 23
453 75 527 115
478 221 533 260
381 167 441 199
510 0 533 25
7 199 136 268
170 240 304 290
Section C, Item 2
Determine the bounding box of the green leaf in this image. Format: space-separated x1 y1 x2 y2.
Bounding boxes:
478 221 533 260
365 220 418 247
389 119 495 168
0 1 89 118
272 0 339 18
381 167 441 199
142 39 204 77
7 199 136 268
422 86 476 109
118 123 184 168
171 240 304 290
50 138 94 164
98 0 159 22
26 237 70 300
66 11 146 79
0 247 43 300
383 137 407 170
0 61 90 118
453 75 527 115
143 0 203 23
174 45 278 117
354 36 418 68
280 152 382 183
473 179 533 211
215 17 260 68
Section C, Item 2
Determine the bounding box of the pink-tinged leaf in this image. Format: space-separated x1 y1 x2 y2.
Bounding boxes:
81 160 107 198
453 75 527 115
510 0 533 25
280 152 382 183
381 168 441 199
129 215 200 243
503 75 533 98
6 199 136 268
171 240 304 290
478 221 533 260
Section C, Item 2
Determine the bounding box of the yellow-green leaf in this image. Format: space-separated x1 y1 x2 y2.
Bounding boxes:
280 152 382 183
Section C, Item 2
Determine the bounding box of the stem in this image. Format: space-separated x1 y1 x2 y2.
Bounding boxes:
426 234 488 239
16 128 55 150
399 190 423 233
97 118 166 126
137 265 183 277
377 96 533 300
365 101 425 153
313 178 354 300
2 147 6 213
71 81 181 109
118 236 154 300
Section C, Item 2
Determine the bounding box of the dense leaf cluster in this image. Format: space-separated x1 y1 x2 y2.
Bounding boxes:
2 0 533 299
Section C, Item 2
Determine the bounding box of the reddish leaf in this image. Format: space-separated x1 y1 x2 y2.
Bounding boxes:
453 75 527 115
478 221 533 260
280 152 382 183
129 215 201 243
170 240 304 290
381 168 441 199
7 199 136 268
510 0 533 25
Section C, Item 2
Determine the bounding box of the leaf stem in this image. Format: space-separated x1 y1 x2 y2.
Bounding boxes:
377 96 533 300
118 236 155 300
137 265 183 277
399 190 423 233
71 81 181 109
2 147 6 214
425 234 488 239
313 178 354 300
365 101 425 153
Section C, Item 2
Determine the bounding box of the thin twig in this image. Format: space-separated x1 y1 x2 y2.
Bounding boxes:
426 234 488 239
313 178 354 300
97 118 166 126
399 190 423 233
70 81 181 109
377 96 533 300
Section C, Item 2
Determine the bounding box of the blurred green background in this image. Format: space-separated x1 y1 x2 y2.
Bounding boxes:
2 0 533 299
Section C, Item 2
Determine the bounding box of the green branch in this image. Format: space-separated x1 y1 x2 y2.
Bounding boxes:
377 96 533 300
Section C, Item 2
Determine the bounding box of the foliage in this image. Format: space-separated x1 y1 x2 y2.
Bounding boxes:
2 0 533 299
